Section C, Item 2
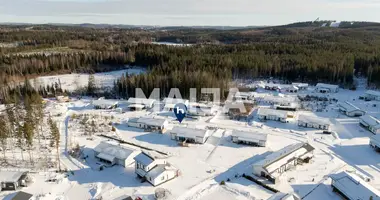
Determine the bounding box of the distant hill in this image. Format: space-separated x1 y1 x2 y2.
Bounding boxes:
279 20 380 28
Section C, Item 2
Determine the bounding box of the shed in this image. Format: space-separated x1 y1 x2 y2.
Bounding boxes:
0 171 29 191
338 101 365 117
330 171 380 200
297 114 330 130
170 126 212 144
231 130 268 147
93 142 141 167
315 83 339 93
359 115 380 134
365 90 380 101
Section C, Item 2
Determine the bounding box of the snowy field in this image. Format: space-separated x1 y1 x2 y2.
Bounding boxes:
32 67 146 91
1 79 380 200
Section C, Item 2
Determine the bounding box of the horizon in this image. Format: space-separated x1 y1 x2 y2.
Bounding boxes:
1 0 380 26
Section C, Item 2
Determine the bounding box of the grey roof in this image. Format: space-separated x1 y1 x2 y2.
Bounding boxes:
94 142 139 161
137 117 167 127
360 115 380 127
338 101 364 113
11 191 33 200
366 90 380 97
231 130 268 142
0 171 27 183
170 126 209 139
127 98 156 106
298 114 330 125
113 195 133 200
134 152 155 166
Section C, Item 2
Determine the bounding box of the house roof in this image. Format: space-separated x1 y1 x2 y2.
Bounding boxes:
360 115 380 127
292 83 309 87
170 126 210 139
231 130 268 142
297 114 330 126
268 192 300 200
162 98 189 105
257 108 289 118
127 104 145 108
112 195 133 200
330 171 380 200
0 171 27 183
11 191 33 200
96 153 116 162
146 164 167 179
371 134 380 144
134 152 155 166
127 98 156 106
316 83 339 90
94 142 139 161
254 143 315 169
139 117 168 127
92 99 118 106
366 90 380 97
338 101 364 113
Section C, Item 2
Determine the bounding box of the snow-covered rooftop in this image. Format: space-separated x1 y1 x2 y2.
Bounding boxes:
338 101 363 113
292 82 309 87
127 104 145 108
330 171 380 200
137 117 168 127
268 192 300 200
232 130 268 142
371 134 380 144
298 114 330 125
162 98 189 105
170 126 210 139
360 115 380 127
366 90 380 97
316 83 339 90
94 142 139 161
127 97 156 106
92 99 118 106
134 152 155 166
0 171 27 183
257 108 289 118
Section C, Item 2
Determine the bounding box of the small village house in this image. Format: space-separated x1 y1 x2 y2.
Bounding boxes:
0 171 30 191
128 117 169 133
370 134 380 152
162 98 189 111
231 130 268 147
252 143 314 183
297 114 330 130
10 191 34 200
365 90 380 101
93 142 141 167
257 108 292 123
127 97 157 111
233 92 254 101
170 126 213 144
338 101 366 117
359 115 380 134
315 83 339 93
56 95 70 103
92 98 119 109
330 171 380 200
227 103 254 121
292 83 309 90
187 103 218 117
286 85 299 93
134 151 179 186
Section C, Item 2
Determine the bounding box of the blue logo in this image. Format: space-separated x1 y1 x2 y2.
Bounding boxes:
173 103 187 123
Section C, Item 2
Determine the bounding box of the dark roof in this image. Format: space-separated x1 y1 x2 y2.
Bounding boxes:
113 195 133 200
11 191 33 200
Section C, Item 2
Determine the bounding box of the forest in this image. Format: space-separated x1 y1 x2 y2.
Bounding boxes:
1 23 380 100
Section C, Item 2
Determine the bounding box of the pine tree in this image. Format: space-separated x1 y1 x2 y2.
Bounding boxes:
87 74 96 95
0 115 9 162
48 116 61 171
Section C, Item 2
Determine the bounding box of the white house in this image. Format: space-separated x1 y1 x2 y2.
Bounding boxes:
292 83 309 90
170 126 213 144
370 134 380 152
330 171 380 200
268 192 301 200
93 142 141 167
365 90 380 101
315 83 339 93
257 108 291 123
127 98 157 109
162 98 189 111
253 143 314 183
231 130 268 147
359 115 380 134
297 114 330 130
187 103 218 116
128 117 169 133
338 101 366 117
134 152 179 186
92 98 119 109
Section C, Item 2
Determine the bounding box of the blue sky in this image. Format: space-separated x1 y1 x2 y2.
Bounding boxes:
1 0 380 26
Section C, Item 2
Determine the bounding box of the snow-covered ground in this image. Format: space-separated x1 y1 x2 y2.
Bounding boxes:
1 79 380 200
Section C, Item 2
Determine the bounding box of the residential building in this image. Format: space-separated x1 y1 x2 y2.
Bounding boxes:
92 98 119 109
127 98 157 109
360 115 380 134
330 171 380 200
170 126 213 144
127 117 169 133
11 191 33 200
338 101 366 117
162 98 189 111
365 90 380 101
93 142 141 167
257 108 292 123
134 152 179 186
253 143 314 183
292 83 309 90
286 85 299 93
0 171 30 191
370 134 380 152
231 130 268 147
297 114 330 130
315 83 339 93
187 103 218 116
